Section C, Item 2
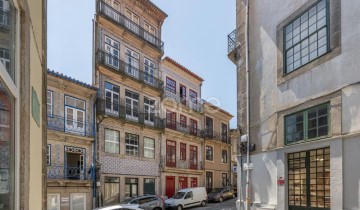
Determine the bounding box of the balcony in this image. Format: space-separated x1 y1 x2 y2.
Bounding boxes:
47 165 90 180
165 121 203 138
203 130 231 144
163 90 204 113
47 115 94 138
97 50 163 91
97 0 164 53
0 10 10 30
161 156 204 171
97 98 164 130
227 29 240 63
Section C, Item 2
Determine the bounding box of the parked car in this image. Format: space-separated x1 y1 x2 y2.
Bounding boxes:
164 187 207 210
207 186 235 202
120 195 165 210
93 204 143 210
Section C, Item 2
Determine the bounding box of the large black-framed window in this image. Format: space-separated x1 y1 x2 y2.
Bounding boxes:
125 178 138 197
205 171 213 192
143 178 155 195
288 148 330 209
285 103 329 145
104 177 120 206
284 0 329 74
205 145 213 161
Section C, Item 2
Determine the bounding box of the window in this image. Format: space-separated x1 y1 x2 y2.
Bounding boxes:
189 145 198 169
104 36 120 68
125 9 140 35
105 82 120 115
180 85 186 105
205 117 213 137
189 89 197 104
105 129 119 154
0 48 9 74
70 193 86 210
179 114 187 129
144 58 156 85
222 149 228 163
189 119 198 136
180 143 186 160
166 110 176 130
47 194 60 210
65 96 85 135
285 103 329 144
47 90 53 116
125 48 140 78
125 133 139 156
125 178 138 197
144 22 156 44
178 177 188 189
288 148 330 208
47 144 51 165
144 137 155 159
144 178 155 195
284 0 329 74
206 145 213 161
221 123 228 142
190 177 197 188
206 172 213 190
222 173 228 186
0 79 14 208
166 77 176 94
125 90 139 120
104 177 120 205
144 97 155 124
126 9 139 24
166 140 176 167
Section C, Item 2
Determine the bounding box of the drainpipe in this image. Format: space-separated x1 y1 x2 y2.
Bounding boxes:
92 97 97 209
244 0 251 210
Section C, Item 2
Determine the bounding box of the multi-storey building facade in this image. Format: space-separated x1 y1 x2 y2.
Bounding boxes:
0 0 46 209
161 57 205 198
94 0 167 206
229 0 360 210
203 102 233 192
46 70 97 210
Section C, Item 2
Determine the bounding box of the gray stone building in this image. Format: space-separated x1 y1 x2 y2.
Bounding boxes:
228 0 360 210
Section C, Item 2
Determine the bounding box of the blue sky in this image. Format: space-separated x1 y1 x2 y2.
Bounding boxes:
48 0 237 127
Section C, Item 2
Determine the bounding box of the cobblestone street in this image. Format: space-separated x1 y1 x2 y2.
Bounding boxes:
188 198 237 210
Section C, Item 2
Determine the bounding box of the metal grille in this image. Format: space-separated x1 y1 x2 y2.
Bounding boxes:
288 147 330 210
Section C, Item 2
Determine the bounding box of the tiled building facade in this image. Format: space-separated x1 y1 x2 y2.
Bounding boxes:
46 70 97 210
94 0 167 206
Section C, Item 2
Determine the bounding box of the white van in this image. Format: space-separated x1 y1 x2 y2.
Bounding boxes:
164 187 207 210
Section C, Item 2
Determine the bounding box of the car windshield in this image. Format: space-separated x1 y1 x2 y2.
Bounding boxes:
120 198 134 204
173 192 186 199
211 188 223 193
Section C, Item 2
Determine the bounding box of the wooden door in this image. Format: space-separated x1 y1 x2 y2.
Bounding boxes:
165 176 175 198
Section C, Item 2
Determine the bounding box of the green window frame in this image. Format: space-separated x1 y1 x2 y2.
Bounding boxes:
285 103 330 145
283 0 329 74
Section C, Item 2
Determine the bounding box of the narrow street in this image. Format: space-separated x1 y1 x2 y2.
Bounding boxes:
188 198 237 210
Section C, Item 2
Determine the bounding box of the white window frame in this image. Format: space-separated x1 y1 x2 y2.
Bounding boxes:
144 137 155 159
144 22 156 44
125 9 140 35
47 194 60 210
144 97 155 125
65 96 86 135
105 129 119 154
125 133 139 156
144 58 155 85
70 193 86 210
104 82 119 115
125 90 139 120
125 48 139 79
47 90 53 116
104 36 120 69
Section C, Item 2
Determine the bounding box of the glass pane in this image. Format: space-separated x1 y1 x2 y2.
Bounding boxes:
71 194 85 210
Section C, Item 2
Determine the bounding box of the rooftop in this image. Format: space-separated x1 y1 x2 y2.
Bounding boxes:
47 69 97 91
204 101 234 118
163 57 204 82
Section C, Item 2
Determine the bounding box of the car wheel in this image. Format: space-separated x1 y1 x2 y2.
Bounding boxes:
201 200 206 207
153 208 162 210
177 205 183 210
219 197 223 202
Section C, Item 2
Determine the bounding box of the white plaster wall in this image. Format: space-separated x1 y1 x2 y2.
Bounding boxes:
343 136 360 210
342 84 360 134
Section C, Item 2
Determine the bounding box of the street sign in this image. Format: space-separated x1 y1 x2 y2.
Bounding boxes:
233 166 237 173
243 163 254 170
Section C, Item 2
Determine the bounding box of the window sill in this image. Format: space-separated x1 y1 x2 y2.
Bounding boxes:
285 134 332 146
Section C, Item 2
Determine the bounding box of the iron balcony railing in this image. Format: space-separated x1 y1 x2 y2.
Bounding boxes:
164 90 204 113
0 10 10 29
97 0 164 53
165 121 203 137
228 29 237 53
47 115 94 137
203 129 231 144
161 156 204 170
97 98 164 129
47 165 90 180
97 50 164 91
